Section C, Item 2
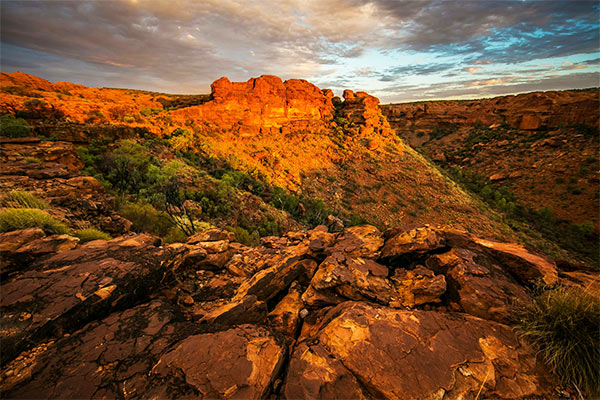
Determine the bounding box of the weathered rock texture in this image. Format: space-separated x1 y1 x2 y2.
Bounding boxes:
172 75 393 139
1 223 583 399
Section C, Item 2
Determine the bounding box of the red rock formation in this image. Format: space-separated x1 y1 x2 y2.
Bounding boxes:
381 89 600 135
171 75 394 139
5 222 596 398
339 89 394 136
173 75 334 136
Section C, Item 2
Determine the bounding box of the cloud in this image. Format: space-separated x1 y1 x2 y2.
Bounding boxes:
0 0 597 98
375 71 599 103
372 0 599 63
463 66 482 74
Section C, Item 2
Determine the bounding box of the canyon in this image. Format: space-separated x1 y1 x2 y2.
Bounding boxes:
0 72 598 399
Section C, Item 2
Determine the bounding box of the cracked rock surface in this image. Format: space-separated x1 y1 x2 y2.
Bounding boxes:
1 224 586 399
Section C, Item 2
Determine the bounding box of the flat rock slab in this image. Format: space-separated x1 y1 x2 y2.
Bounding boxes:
0 234 184 363
146 324 286 399
3 300 192 399
285 302 553 400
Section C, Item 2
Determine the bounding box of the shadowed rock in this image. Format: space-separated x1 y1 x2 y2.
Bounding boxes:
0 233 185 364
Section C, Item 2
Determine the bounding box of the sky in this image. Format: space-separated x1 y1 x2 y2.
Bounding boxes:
1 0 599 103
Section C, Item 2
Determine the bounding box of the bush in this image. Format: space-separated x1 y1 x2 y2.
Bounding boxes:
517 286 600 396
0 114 31 137
4 190 49 209
0 208 70 234
74 228 111 243
162 226 189 244
228 226 260 246
119 201 171 236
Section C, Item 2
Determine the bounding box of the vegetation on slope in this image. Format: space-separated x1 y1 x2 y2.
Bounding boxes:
517 285 600 397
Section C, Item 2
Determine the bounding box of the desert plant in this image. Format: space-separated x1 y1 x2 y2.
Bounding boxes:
4 191 49 209
517 286 600 396
74 228 112 243
0 208 70 234
0 114 31 137
24 156 41 164
119 201 172 237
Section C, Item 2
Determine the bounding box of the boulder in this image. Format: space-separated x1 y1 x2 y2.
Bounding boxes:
427 248 531 322
380 225 446 261
329 225 384 259
519 114 542 130
186 228 235 243
285 302 553 400
471 237 558 285
302 252 395 307
2 300 189 398
267 282 304 336
148 325 286 399
390 265 446 307
199 295 267 325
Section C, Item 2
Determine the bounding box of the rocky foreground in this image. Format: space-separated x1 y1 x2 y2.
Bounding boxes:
2 220 597 399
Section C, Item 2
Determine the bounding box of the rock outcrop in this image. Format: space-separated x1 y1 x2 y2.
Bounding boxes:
173 75 334 136
0 138 131 235
1 223 580 399
380 89 600 230
381 89 599 136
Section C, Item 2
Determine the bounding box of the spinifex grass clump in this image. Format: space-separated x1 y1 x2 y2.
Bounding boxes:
517 285 600 396
74 228 111 243
0 208 70 234
5 190 50 209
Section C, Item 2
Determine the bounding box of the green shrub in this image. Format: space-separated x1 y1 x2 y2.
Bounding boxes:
228 226 260 246
162 226 189 244
119 201 171 236
517 286 600 396
74 228 111 243
24 156 41 164
0 208 70 234
0 114 31 137
4 191 49 209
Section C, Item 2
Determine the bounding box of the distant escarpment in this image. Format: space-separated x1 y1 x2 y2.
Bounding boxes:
382 89 599 250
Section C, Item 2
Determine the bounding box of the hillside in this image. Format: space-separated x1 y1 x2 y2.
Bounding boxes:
0 72 524 239
381 89 599 228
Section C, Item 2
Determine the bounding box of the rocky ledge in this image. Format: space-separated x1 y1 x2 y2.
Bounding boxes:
1 223 595 399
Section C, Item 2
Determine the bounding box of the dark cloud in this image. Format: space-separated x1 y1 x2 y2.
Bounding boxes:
380 62 456 81
0 0 597 98
372 0 599 62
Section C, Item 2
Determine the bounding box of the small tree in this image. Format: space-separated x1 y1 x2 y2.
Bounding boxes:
152 177 196 236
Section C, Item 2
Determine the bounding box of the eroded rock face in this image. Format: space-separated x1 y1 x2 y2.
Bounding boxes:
174 75 334 136
381 89 599 137
0 223 580 399
339 90 394 137
390 265 446 307
3 300 187 398
427 248 530 322
381 225 446 261
285 302 553 400
0 233 184 363
303 252 395 307
172 75 394 141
